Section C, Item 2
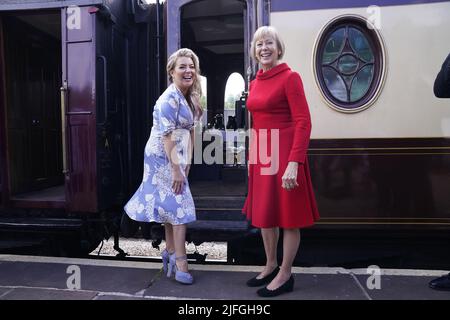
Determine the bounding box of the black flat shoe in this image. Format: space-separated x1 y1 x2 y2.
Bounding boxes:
256 275 294 298
429 273 450 291
246 267 280 287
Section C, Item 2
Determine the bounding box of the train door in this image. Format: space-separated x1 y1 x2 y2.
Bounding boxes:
0 7 98 212
167 0 268 199
183 0 247 197
158 0 270 245
60 6 97 212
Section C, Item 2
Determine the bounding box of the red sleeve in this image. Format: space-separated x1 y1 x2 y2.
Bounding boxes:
246 80 254 163
285 72 312 164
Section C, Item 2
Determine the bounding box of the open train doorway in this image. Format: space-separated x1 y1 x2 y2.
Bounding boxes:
0 11 64 207
180 0 248 197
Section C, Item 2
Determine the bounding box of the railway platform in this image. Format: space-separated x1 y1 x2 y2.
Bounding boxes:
0 254 449 304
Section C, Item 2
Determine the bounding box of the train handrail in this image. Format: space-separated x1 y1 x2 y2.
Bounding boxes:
97 55 108 124
60 80 69 176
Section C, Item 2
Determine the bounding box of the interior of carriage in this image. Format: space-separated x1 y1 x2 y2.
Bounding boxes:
1 11 64 206
180 0 248 197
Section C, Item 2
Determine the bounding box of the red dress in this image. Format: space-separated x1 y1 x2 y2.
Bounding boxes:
242 63 320 228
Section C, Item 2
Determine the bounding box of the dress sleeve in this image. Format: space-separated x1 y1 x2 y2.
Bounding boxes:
285 72 312 164
159 96 179 136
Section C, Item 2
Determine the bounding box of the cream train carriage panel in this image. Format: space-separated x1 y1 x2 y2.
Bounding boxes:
269 0 450 223
272 0 450 139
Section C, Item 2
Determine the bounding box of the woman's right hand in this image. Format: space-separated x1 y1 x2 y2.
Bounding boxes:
171 165 185 195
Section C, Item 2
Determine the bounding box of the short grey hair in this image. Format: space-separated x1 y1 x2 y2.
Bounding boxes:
250 26 285 62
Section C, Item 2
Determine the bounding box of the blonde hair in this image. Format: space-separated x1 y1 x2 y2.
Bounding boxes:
250 26 285 62
166 48 203 119
167 48 202 98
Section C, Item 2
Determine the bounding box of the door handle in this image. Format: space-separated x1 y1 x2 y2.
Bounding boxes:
60 80 69 175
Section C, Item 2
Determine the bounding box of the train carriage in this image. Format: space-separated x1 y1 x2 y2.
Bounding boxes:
267 0 450 267
166 0 450 267
271 0 450 224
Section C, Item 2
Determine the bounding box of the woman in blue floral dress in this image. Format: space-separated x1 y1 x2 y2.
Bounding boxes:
124 48 202 284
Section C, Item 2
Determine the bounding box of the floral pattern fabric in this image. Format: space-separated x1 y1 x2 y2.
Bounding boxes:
124 84 196 225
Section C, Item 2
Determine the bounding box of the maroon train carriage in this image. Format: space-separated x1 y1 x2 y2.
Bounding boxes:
0 0 164 256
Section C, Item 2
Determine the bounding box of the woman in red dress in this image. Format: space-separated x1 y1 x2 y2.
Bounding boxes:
242 26 320 297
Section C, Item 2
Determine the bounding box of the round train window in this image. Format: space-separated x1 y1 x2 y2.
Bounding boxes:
314 15 386 113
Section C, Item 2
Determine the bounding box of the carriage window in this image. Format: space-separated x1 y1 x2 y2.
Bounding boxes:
314 16 385 112
224 73 245 129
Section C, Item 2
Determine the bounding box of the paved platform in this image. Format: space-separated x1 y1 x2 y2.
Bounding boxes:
0 254 449 301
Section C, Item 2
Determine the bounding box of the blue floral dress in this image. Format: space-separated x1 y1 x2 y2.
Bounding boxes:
124 84 196 225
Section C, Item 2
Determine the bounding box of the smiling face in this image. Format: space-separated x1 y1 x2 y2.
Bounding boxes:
170 56 196 95
255 36 281 70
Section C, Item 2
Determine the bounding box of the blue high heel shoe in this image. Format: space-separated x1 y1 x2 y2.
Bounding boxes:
161 249 174 275
168 254 194 285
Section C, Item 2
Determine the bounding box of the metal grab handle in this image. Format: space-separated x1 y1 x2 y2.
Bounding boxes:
97 55 108 122
60 80 69 175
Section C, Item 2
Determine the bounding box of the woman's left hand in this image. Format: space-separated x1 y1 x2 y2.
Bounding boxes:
171 165 185 195
191 92 203 120
282 162 299 191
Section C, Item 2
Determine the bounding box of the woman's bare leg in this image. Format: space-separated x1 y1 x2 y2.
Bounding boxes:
256 227 279 278
164 224 175 254
266 228 300 290
173 224 189 272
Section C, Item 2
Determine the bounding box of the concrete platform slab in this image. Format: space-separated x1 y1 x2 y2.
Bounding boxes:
1 255 449 301
355 274 450 300
1 287 97 300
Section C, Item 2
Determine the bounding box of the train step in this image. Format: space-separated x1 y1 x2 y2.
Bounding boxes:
187 219 251 243
193 196 246 222
193 196 246 210
0 217 83 232
0 239 46 253
195 208 246 221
